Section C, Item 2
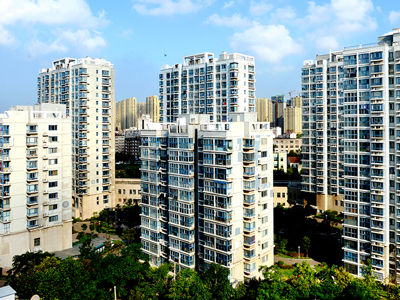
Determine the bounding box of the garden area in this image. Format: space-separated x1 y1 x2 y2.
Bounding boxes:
274 204 344 266
116 163 141 178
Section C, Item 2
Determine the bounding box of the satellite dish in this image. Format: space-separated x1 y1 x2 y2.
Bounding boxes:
31 295 40 300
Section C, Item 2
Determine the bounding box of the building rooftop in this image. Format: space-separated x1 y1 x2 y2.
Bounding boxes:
0 286 16 298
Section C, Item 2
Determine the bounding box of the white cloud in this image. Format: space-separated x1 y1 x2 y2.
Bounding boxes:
119 29 134 39
249 1 273 16
389 11 400 25
205 13 252 28
303 0 377 51
0 25 15 45
0 0 108 28
222 1 234 9
231 23 302 64
27 29 107 57
271 6 296 21
316 36 339 50
133 0 214 16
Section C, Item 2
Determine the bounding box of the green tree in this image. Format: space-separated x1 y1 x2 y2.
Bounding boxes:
257 265 294 300
302 236 311 257
314 263 341 300
81 223 88 231
121 228 137 245
290 261 318 299
6 251 55 298
201 263 235 300
167 268 211 300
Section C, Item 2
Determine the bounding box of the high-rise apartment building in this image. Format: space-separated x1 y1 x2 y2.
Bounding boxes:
159 52 256 123
37 57 116 219
116 97 137 130
146 95 160 123
137 102 146 122
284 106 302 134
301 29 400 281
256 97 273 123
0 104 72 271
271 95 286 132
140 113 274 282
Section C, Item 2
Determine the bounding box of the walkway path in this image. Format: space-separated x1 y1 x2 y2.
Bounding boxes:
274 256 321 268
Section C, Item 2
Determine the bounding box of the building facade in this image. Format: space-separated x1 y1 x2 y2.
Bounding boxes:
256 97 273 123
140 113 274 283
116 97 137 131
115 178 141 205
159 52 256 123
274 137 302 153
301 29 400 281
137 102 146 120
271 95 286 132
0 104 72 271
37 57 116 219
146 95 160 123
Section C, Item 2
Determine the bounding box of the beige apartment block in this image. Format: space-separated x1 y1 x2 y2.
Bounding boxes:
115 178 141 205
140 113 274 283
116 97 137 131
0 104 72 272
284 107 302 134
273 152 288 172
274 137 302 153
146 95 160 123
290 96 302 108
273 182 302 207
256 97 273 123
37 57 116 219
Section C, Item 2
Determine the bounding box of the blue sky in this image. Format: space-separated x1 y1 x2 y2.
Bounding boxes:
0 0 398 112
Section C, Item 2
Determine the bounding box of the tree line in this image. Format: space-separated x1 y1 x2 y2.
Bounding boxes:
6 241 400 300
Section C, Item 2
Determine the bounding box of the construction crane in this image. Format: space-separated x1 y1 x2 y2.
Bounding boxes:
288 90 296 101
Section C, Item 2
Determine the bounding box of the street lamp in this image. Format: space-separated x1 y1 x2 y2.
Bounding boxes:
298 246 300 258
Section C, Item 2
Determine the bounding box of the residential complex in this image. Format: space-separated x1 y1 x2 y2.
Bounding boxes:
146 95 160 123
274 136 302 153
140 113 274 282
37 57 116 219
116 97 137 131
137 102 146 121
115 178 141 205
256 97 273 123
271 95 286 132
301 29 400 281
0 104 72 271
159 52 256 123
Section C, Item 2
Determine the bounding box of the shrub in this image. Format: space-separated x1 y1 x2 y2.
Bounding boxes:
278 260 285 267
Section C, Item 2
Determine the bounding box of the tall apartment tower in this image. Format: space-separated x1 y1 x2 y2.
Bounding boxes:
271 95 286 132
137 102 146 120
116 97 137 130
140 113 274 282
146 95 160 123
302 29 400 281
37 57 116 219
159 52 256 123
0 104 72 271
256 98 273 123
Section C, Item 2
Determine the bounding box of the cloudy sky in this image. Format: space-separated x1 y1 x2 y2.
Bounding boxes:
0 0 398 111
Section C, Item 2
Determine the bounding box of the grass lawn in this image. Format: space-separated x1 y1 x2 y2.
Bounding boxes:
279 268 294 279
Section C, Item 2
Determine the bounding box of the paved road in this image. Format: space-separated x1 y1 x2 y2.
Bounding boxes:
274 256 321 268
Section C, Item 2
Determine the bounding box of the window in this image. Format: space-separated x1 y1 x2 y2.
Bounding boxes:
262 242 268 249
262 254 268 263
49 147 57 153
49 181 58 188
262 216 268 224
49 204 58 210
262 229 268 236
49 136 58 142
49 170 58 176
49 215 59 222
34 238 40 246
103 195 109 204
48 125 57 131
118 189 121 194
49 192 58 199
49 159 58 165
277 193 281 198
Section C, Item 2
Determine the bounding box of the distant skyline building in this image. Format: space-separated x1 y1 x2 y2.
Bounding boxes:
116 97 137 131
146 95 160 123
37 57 116 219
137 102 146 123
301 28 400 281
0 104 72 271
271 95 286 132
140 113 274 282
159 51 256 123
256 97 273 123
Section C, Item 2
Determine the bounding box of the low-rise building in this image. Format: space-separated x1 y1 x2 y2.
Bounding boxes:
115 178 141 205
273 152 288 172
274 137 302 153
273 181 303 207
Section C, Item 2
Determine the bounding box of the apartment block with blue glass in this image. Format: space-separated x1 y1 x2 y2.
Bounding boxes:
139 113 274 283
0 104 72 273
159 52 256 123
302 28 400 282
